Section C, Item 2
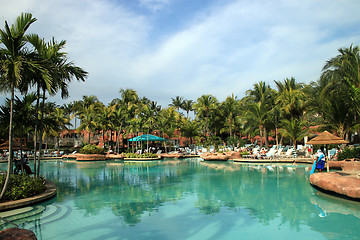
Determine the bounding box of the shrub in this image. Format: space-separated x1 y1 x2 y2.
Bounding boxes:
337 147 360 160
239 151 249 157
80 144 105 154
0 174 46 201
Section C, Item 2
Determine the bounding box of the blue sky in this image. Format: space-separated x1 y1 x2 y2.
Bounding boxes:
1 0 360 107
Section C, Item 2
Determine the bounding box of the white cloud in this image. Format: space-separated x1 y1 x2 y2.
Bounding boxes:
138 0 170 12
1 0 360 106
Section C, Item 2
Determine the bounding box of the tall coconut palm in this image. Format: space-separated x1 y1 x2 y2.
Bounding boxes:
274 77 305 119
26 35 87 175
169 96 184 113
243 101 268 148
319 45 360 139
244 82 274 147
181 99 194 118
180 118 199 145
143 101 161 151
0 13 49 199
194 94 218 137
221 94 239 137
279 118 308 150
77 105 97 144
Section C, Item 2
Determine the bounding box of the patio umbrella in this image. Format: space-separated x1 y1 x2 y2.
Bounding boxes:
307 131 349 172
128 134 166 154
128 134 166 142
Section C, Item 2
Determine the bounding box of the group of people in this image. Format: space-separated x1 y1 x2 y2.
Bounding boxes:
14 154 33 174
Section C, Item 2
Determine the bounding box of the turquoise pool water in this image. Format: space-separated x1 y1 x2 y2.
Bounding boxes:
1 158 360 240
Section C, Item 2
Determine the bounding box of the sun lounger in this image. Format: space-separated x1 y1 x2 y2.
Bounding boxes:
263 148 277 159
282 148 294 158
244 147 259 158
274 148 283 158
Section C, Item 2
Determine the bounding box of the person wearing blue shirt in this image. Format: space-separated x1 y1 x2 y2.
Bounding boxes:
315 146 326 172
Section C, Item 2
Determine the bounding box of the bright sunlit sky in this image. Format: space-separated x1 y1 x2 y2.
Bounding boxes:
1 0 360 107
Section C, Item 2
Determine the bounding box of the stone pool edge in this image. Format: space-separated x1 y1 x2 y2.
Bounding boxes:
0 180 57 211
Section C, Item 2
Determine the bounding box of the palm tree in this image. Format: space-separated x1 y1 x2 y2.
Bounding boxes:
169 96 184 113
142 101 161 151
77 105 97 144
243 101 268 148
26 35 87 175
319 45 360 139
221 94 239 137
194 94 218 137
181 99 194 118
0 13 48 199
279 118 308 150
0 94 37 147
274 77 305 119
243 82 274 147
180 118 199 144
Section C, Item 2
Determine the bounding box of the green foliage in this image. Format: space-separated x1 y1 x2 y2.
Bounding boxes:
123 152 158 158
80 144 105 154
226 135 244 147
337 147 360 160
239 151 250 157
205 135 222 149
0 174 46 201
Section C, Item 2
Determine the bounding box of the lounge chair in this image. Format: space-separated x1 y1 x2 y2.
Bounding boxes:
282 149 294 158
274 148 283 158
243 147 259 158
263 148 277 159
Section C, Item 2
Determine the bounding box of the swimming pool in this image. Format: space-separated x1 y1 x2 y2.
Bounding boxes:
1 158 360 239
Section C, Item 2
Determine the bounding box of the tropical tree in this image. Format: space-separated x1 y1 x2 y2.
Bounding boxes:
220 94 239 138
169 96 184 113
181 99 194 118
318 44 360 139
279 118 308 150
194 94 218 138
243 82 274 147
0 13 49 199
180 118 199 144
26 35 87 175
77 105 97 144
274 77 306 119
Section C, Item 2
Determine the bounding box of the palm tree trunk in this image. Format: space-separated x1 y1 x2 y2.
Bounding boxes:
275 127 279 149
259 125 263 148
264 128 269 148
37 89 46 177
147 128 150 152
33 85 40 176
0 84 15 199
229 118 232 137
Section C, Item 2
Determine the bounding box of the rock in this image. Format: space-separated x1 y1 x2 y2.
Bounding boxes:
159 153 183 158
105 153 124 160
225 151 242 160
310 172 360 199
75 154 105 161
342 161 360 172
0 228 37 240
201 153 230 161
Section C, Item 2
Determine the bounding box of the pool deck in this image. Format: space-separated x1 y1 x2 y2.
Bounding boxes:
232 157 313 164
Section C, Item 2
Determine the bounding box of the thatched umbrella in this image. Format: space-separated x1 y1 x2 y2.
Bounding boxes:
307 131 349 172
0 141 30 151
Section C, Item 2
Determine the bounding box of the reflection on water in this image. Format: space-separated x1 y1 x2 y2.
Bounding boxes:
0 159 359 240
